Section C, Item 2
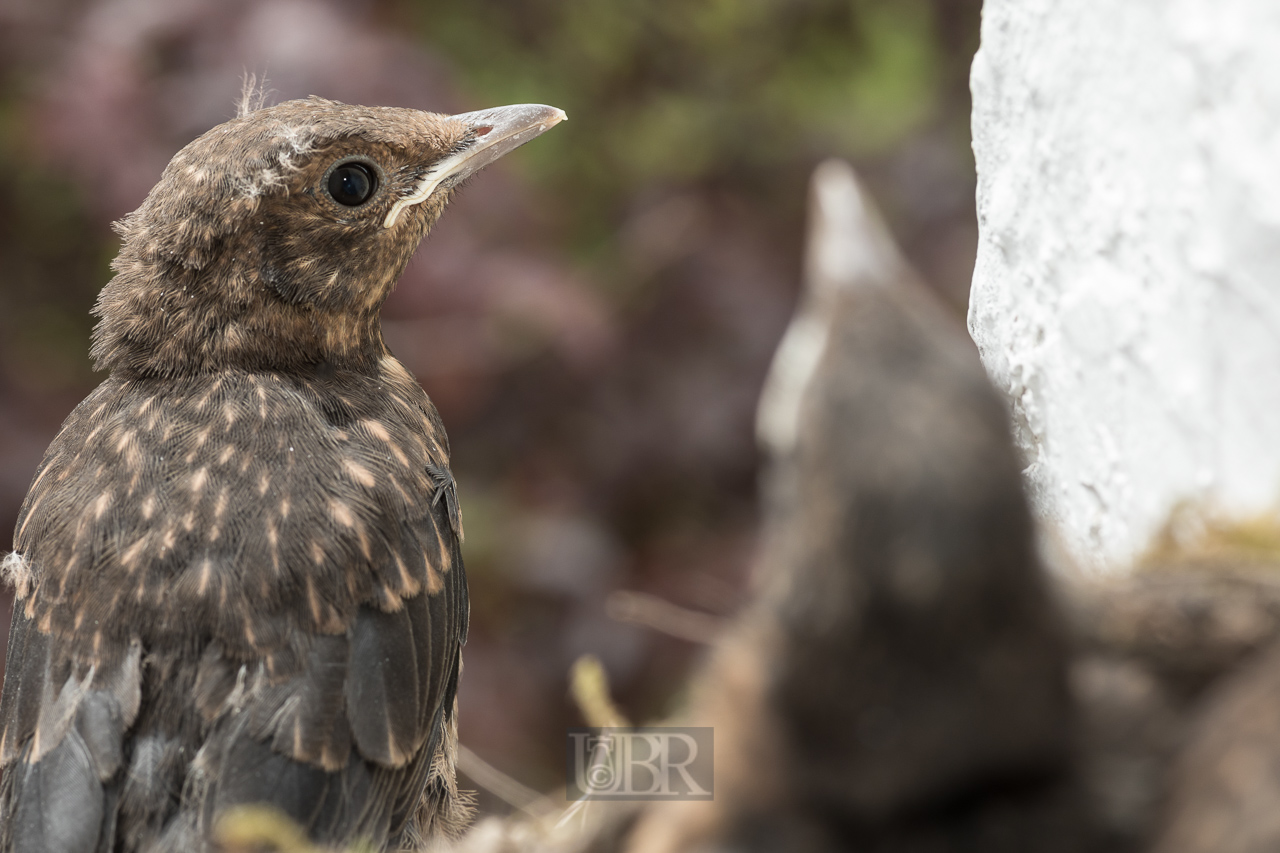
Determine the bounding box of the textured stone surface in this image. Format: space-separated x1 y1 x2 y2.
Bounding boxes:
968 0 1280 571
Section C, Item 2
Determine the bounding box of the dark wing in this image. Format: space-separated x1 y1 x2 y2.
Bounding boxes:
189 490 469 846
0 509 466 852
0 586 143 853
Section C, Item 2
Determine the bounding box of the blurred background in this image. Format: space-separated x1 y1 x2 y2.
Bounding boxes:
0 0 982 810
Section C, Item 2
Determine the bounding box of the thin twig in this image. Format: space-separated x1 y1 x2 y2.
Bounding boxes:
606 590 723 644
457 745 549 818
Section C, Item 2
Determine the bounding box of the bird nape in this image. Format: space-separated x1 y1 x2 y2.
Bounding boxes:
0 97 564 853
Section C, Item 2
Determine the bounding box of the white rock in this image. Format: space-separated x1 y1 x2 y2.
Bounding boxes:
969 0 1280 571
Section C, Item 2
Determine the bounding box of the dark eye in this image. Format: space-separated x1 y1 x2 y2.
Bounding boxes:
327 162 377 206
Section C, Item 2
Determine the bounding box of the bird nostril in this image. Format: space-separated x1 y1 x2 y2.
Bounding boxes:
473 125 494 137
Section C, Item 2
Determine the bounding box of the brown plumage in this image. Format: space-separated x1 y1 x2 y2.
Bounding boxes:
0 95 564 852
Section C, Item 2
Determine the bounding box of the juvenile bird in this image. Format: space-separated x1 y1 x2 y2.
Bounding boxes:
0 96 565 852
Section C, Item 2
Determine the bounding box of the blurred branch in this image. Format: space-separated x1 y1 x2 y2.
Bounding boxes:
457 745 550 819
604 590 722 644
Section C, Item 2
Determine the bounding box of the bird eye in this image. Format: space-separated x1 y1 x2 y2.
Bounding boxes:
327 162 377 206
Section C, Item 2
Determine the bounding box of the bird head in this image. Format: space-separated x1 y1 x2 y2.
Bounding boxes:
91 97 566 378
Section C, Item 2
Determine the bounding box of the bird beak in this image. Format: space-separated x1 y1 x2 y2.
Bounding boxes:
384 104 567 228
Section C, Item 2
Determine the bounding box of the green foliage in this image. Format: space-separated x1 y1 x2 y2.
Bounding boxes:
408 0 944 254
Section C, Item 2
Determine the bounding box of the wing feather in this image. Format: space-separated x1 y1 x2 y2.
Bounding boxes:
0 604 49 766
0 598 142 852
5 731 105 853
346 605 422 768
246 634 351 771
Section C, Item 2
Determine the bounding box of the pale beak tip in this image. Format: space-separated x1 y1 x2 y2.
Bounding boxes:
533 106 567 132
